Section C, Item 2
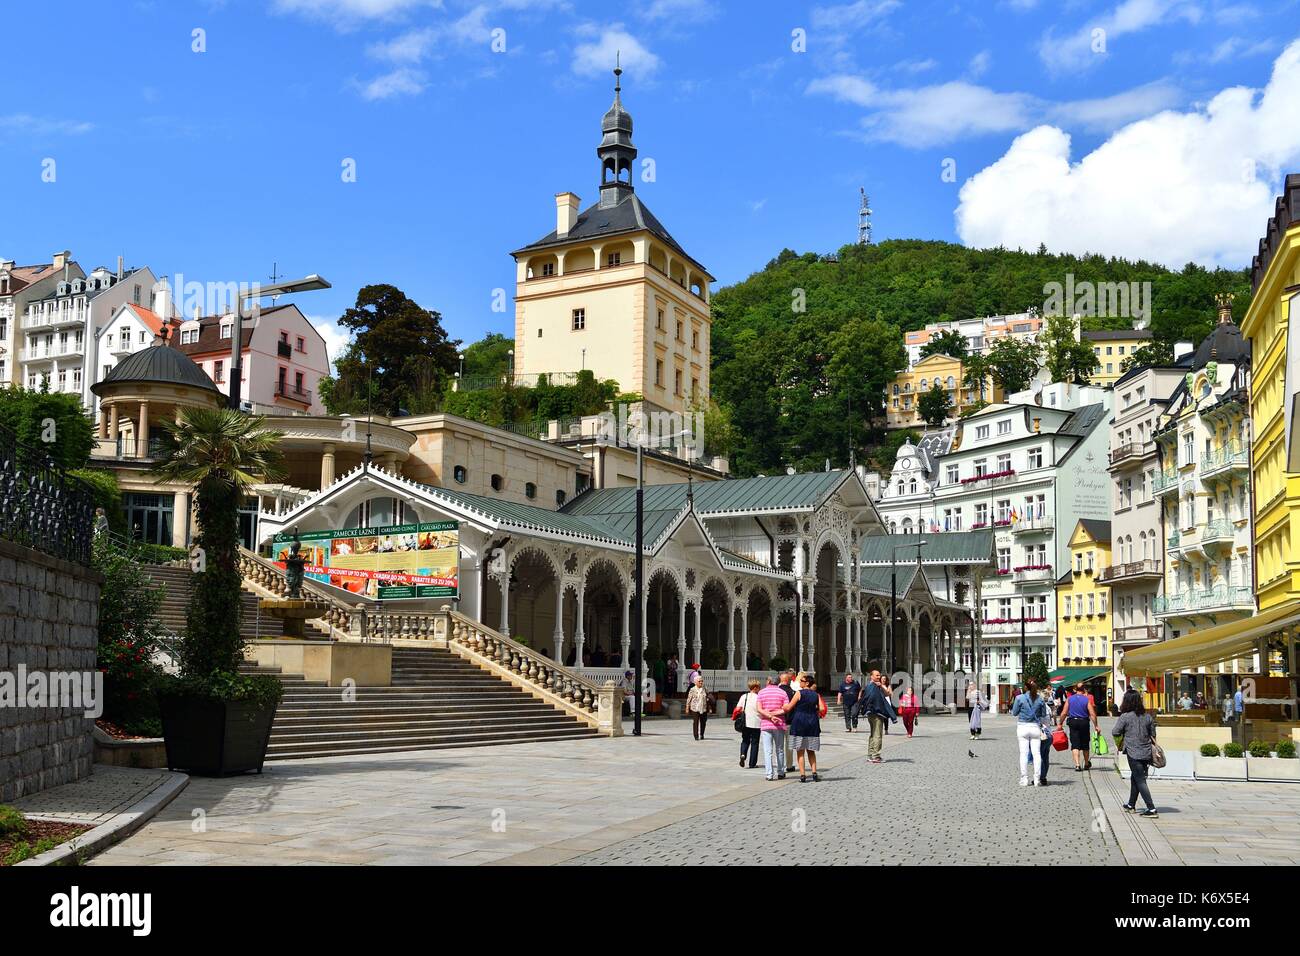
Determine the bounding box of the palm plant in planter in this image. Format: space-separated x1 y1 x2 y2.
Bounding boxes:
152 408 285 776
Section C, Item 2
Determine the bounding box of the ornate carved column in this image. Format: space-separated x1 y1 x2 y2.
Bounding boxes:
691 601 702 669
574 583 585 663
677 591 687 673
726 601 735 670
553 580 565 666
620 584 631 673
497 568 510 637
321 442 336 488
739 608 749 672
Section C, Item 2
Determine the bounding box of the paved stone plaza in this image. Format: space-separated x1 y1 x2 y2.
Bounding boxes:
88 713 1300 866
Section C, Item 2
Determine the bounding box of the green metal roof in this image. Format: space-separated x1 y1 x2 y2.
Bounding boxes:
859 531 994 566
860 564 922 595
563 470 851 519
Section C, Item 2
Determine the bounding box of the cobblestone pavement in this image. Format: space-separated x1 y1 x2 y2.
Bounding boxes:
568 715 1124 865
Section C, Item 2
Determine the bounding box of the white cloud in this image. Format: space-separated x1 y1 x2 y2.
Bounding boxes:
0 114 93 136
807 76 1035 147
810 69 1186 147
1047 80 1182 130
955 39 1300 267
1208 36 1277 63
309 316 352 372
640 0 717 22
572 24 660 78
358 67 428 99
893 57 937 74
1039 0 1201 74
810 0 900 33
968 49 992 79
274 0 440 28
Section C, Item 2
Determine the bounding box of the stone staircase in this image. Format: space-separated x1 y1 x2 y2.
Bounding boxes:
145 563 287 642
258 647 599 760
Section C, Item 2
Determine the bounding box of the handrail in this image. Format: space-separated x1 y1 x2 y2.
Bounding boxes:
446 609 615 730
236 546 358 639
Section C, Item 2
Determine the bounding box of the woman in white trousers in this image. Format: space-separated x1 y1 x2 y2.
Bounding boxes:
1009 679 1049 787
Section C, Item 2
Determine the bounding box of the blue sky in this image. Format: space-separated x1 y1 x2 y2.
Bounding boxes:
4 0 1299 360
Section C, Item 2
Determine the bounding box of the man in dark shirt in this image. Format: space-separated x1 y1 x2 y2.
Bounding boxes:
778 670 797 772
836 672 863 732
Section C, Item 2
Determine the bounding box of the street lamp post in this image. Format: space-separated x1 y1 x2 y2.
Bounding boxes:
889 539 926 674
228 274 331 411
632 424 694 737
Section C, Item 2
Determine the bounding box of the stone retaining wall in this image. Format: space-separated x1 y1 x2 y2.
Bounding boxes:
0 537 103 803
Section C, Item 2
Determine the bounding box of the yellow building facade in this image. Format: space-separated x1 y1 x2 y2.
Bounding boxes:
1083 329 1154 386
1244 176 1300 613
884 352 1002 429
1055 519 1113 694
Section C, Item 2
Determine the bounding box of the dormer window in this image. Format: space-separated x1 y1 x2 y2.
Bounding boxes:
220 323 232 339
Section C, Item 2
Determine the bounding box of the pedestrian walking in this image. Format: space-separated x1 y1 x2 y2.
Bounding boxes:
1038 696 1061 786
686 674 712 740
1064 682 1099 771
967 682 985 740
860 669 898 764
1221 692 1233 726
756 676 791 780
836 672 862 732
783 672 823 782
778 670 799 773
666 653 679 695
733 678 762 768
1113 689 1159 817
898 685 921 738
1010 679 1049 787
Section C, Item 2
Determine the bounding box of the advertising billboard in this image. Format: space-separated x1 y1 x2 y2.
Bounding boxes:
271 521 459 600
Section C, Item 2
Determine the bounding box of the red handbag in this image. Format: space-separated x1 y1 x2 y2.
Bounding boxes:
1051 728 1068 751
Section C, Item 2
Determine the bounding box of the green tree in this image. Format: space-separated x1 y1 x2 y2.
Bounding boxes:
1120 340 1176 374
92 534 168 734
1023 651 1050 687
460 333 515 382
918 382 952 427
984 337 1041 394
320 285 460 416
869 427 919 472
69 467 125 534
918 328 967 361
0 385 94 470
961 352 990 401
1041 313 1099 385
153 409 283 692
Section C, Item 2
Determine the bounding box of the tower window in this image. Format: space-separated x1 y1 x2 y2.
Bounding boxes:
675 369 683 396
525 482 536 499
537 328 543 337
676 320 683 341
491 474 503 492
606 251 622 267
572 308 585 331
556 489 567 507
453 465 467 484
655 360 663 387
692 330 699 350
657 309 665 331
541 262 555 277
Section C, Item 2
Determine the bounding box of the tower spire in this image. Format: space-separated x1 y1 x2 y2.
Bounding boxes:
598 54 637 208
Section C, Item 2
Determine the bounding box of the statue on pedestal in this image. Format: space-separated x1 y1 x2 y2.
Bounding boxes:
284 533 306 600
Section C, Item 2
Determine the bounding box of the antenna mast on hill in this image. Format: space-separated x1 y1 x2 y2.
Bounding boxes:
858 187 873 245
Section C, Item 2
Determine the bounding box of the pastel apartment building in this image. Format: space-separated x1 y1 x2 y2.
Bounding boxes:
174 302 330 414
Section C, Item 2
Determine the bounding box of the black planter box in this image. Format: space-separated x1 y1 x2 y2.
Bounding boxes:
159 695 278 776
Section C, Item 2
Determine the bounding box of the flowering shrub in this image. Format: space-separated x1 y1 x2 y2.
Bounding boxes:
960 469 1016 484
92 536 168 737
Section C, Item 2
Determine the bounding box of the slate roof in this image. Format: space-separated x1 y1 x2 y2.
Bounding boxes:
512 193 712 279
175 303 298 357
1076 518 1112 544
92 344 220 394
1081 329 1152 342
859 531 994 566
860 563 921 595
562 470 851 519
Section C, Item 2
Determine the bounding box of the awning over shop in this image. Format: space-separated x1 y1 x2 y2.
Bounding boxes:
1121 600 1300 677
1048 666 1110 685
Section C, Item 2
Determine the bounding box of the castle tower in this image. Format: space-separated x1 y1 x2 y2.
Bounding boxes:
511 65 713 418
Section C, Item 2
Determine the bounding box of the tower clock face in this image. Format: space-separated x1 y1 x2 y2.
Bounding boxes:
899 458 912 470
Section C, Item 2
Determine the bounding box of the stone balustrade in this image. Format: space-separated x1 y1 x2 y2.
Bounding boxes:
445 610 619 735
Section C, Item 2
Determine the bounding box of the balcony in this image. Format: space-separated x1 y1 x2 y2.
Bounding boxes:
1153 471 1180 497
23 310 85 330
1013 565 1054 584
1166 531 1180 551
277 340 293 359
959 469 1017 491
21 344 84 362
1109 442 1153 466
1012 513 1054 535
1113 625 1163 644
1155 586 1253 617
1200 519 1235 550
1098 559 1162 582
1200 443 1250 480
274 381 312 405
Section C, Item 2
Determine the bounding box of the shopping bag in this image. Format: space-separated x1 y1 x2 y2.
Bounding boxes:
1051 728 1068 751
1091 730 1109 755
